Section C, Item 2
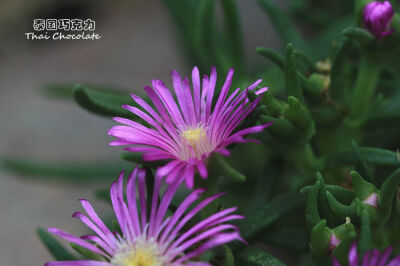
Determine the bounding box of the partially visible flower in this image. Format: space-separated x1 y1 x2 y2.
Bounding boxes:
363 192 378 208
363 1 394 38
45 167 244 266
333 241 400 266
109 66 270 188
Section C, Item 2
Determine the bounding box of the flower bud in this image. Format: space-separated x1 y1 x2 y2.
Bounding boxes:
363 1 394 38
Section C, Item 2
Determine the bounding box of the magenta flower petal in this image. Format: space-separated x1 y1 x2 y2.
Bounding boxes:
363 1 394 38
332 241 400 266
109 66 270 188
45 167 243 265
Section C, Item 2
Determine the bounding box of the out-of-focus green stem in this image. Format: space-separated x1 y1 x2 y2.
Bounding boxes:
349 57 381 122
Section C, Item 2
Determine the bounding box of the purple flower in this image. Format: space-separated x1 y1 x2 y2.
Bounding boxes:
45 167 244 266
363 1 394 38
333 241 400 266
109 66 270 188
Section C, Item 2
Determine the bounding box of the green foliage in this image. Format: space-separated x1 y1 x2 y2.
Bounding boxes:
37 228 76 260
73 85 137 119
6 0 400 264
236 247 286 266
1 158 125 182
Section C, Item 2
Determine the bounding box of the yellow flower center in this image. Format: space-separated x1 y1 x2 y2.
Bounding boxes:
179 125 212 160
111 240 165 266
181 127 207 146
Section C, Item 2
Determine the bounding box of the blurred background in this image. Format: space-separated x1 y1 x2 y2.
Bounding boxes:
0 0 285 264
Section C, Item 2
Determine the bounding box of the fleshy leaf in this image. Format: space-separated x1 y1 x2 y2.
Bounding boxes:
284 43 304 103
329 38 352 102
319 147 400 170
70 243 101 260
259 228 309 252
73 85 137 118
1 157 126 182
256 47 284 70
231 191 305 251
236 246 286 266
342 27 374 45
37 228 77 260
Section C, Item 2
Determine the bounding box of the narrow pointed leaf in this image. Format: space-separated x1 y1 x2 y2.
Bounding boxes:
379 169 400 219
330 38 352 101
284 43 304 103
351 140 373 182
301 184 353 205
70 243 101 260
256 47 284 70
319 147 400 170
358 208 372 256
195 0 216 69
257 0 306 51
259 228 309 252
303 180 321 231
1 157 125 182
231 191 305 251
209 154 246 182
223 245 235 266
342 27 374 45
37 228 77 260
73 85 136 118
221 0 244 73
326 191 357 222
261 94 286 117
236 246 286 266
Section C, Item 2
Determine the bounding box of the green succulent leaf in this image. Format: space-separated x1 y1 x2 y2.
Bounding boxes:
235 246 286 266
256 47 284 70
209 153 246 182
37 228 77 260
73 85 136 119
261 93 286 117
358 208 372 255
319 147 400 170
94 188 110 202
70 243 101 260
284 43 305 103
342 27 374 45
195 0 217 70
379 169 400 221
221 0 244 74
259 228 309 252
351 140 373 182
303 179 321 231
329 38 352 102
222 245 235 266
231 191 305 251
283 96 315 139
1 157 126 182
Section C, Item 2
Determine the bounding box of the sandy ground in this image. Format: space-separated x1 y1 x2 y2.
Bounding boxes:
0 1 281 265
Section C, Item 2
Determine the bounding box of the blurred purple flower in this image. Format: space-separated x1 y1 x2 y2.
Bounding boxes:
109 66 270 188
45 167 244 266
333 241 400 266
363 1 394 38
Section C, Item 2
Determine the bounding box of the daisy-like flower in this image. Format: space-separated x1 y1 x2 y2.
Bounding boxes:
363 1 394 38
108 66 270 188
333 241 400 266
45 167 244 266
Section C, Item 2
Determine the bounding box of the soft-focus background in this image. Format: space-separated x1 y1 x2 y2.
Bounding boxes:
0 0 284 265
